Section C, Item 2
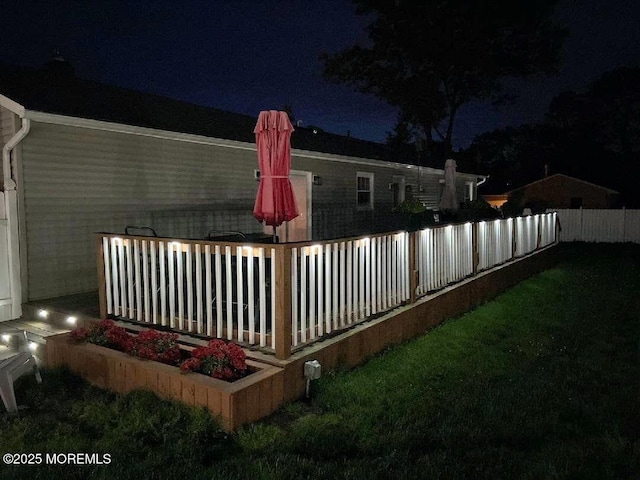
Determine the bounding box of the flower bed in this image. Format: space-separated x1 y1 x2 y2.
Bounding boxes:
45 321 284 431
70 320 248 381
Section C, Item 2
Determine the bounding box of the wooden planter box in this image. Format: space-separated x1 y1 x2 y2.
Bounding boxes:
45 333 284 431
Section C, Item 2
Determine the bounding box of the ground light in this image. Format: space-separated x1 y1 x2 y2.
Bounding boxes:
304 360 321 398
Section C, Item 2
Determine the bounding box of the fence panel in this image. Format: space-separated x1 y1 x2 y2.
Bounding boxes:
515 215 540 256
100 235 275 349
415 223 473 296
477 219 513 271
290 232 409 349
554 209 640 243
539 212 557 248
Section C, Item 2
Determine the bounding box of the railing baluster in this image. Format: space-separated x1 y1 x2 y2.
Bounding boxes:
291 247 298 346
301 247 307 342
168 242 176 329
258 248 266 347
248 247 255 345
185 243 193 331
103 237 113 315
205 245 212 336
236 246 244 342
133 239 141 321
125 240 134 319
346 241 352 324
324 244 331 334
177 243 185 330
225 246 233 340
142 240 150 322
311 247 324 336
214 245 222 338
271 247 276 350
339 242 345 327
195 244 203 333
159 241 166 325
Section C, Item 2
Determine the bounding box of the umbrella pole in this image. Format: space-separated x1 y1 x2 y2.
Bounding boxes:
273 225 277 243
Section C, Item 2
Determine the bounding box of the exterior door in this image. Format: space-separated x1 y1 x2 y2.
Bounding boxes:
265 171 311 242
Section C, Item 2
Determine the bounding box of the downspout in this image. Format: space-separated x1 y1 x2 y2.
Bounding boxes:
474 176 488 202
2 117 31 319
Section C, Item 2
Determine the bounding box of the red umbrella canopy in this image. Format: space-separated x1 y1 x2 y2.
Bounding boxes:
253 110 299 227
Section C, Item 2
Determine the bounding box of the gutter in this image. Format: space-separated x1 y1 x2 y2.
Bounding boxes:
476 175 488 188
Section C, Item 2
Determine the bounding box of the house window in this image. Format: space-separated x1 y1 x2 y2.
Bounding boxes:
356 172 374 210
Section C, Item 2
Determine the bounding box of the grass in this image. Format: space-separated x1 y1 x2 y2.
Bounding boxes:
1 243 639 479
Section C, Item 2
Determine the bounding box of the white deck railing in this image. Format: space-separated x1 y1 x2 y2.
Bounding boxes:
514 215 540 257
100 236 276 349
96 212 558 359
415 223 473 296
290 232 409 348
477 218 514 271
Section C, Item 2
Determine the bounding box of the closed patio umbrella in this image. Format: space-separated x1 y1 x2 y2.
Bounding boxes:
439 159 459 211
253 110 299 242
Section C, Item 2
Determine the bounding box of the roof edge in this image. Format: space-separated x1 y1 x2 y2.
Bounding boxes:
508 173 619 195
24 109 481 177
0 94 25 117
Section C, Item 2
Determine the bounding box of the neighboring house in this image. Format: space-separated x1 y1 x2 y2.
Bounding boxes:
482 174 620 211
507 174 620 210
0 61 484 315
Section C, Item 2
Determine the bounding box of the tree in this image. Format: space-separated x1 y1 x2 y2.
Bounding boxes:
321 0 566 156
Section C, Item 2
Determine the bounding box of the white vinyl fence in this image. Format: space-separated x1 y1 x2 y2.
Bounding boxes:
554 209 640 243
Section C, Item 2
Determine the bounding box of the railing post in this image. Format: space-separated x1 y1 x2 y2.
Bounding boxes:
95 234 107 319
536 214 542 250
512 217 518 258
472 221 479 275
408 231 417 304
274 245 292 360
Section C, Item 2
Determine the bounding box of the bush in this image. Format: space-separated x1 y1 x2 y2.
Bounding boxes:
456 198 502 222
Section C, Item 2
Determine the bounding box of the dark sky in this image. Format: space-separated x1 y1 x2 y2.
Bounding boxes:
2 0 640 149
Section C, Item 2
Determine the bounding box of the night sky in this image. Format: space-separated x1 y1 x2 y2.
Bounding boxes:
2 0 640 149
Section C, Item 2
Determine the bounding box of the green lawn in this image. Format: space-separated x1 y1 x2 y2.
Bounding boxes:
1 244 639 479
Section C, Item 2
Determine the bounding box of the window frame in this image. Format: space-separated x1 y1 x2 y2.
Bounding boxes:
356 171 374 211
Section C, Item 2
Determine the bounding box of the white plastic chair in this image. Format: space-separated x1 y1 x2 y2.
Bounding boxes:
0 351 42 413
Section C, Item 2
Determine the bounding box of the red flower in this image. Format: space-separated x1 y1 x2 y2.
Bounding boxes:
179 357 201 372
70 327 88 341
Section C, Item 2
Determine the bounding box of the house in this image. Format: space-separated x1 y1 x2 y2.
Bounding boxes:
482 174 620 211
0 60 484 319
